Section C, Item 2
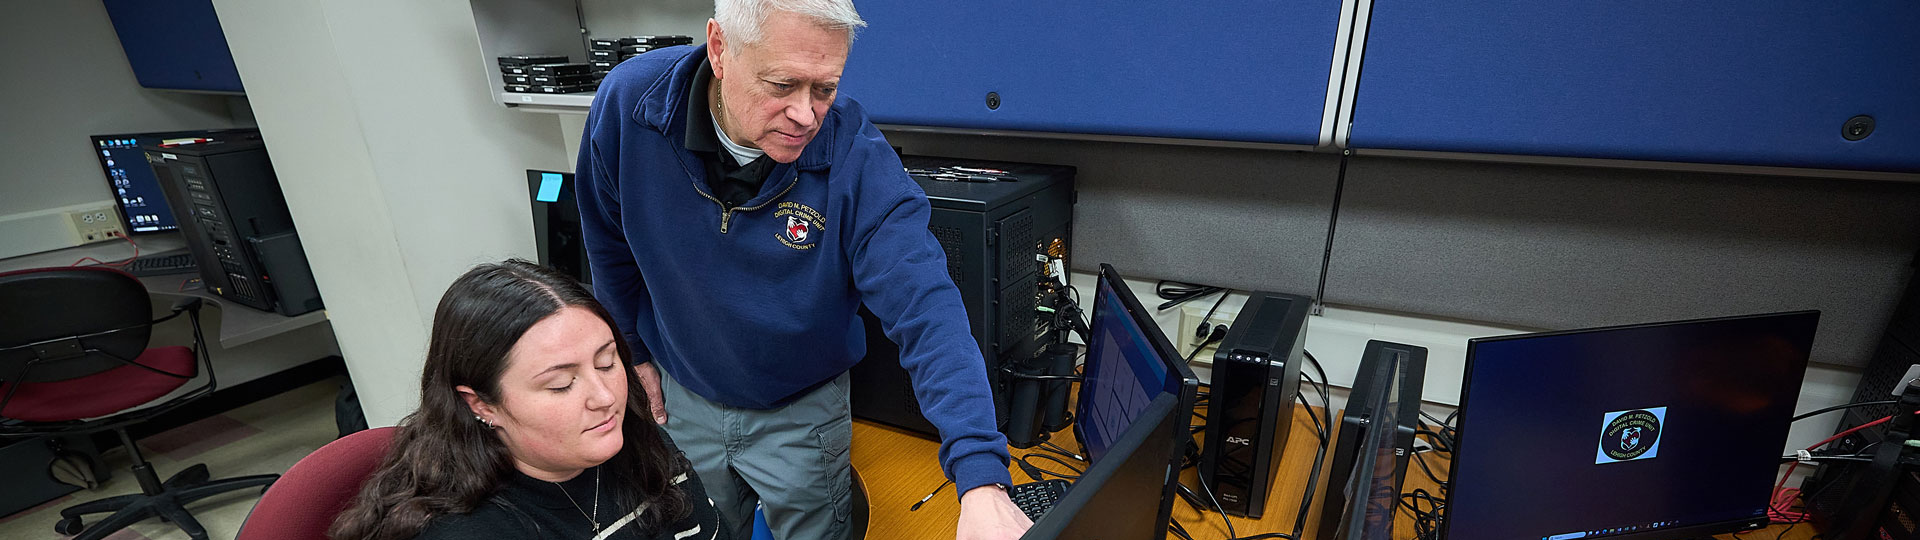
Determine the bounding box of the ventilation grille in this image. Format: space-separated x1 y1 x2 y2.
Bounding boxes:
997 273 1038 359
931 225 965 286
997 210 1034 285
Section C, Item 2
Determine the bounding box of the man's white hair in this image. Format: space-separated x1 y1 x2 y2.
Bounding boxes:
714 0 866 46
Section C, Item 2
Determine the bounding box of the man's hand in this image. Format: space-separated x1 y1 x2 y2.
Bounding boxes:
956 485 1032 540
632 363 668 424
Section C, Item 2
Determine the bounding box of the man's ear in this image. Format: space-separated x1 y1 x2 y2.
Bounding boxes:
456 385 495 424
706 19 727 80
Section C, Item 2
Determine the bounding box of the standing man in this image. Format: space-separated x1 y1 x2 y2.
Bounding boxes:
575 1 1031 539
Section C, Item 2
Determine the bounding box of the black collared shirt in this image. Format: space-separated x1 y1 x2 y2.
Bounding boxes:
684 59 775 208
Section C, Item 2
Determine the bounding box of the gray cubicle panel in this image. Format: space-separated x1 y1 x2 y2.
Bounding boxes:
881 130 1337 296
1320 156 1920 368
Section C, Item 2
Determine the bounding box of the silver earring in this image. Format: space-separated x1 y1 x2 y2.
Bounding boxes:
475 415 494 429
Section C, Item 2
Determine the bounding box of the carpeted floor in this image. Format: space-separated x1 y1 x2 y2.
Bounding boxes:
0 378 343 540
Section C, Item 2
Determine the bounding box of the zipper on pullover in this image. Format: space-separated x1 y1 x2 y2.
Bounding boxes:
697 174 799 234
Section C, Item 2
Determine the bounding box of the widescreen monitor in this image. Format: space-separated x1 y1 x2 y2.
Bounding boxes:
1444 311 1819 540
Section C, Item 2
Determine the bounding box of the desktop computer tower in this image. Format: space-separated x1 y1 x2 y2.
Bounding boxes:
1197 291 1313 517
848 156 1075 437
1803 253 1920 539
145 139 319 315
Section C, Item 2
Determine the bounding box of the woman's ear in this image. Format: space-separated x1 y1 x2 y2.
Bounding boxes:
456 385 495 425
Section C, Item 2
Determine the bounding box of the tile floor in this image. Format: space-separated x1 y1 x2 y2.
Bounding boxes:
0 378 343 540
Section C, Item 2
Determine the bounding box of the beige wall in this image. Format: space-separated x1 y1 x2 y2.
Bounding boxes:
213 0 570 426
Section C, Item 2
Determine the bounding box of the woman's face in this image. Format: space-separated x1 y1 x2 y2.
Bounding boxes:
462 306 628 481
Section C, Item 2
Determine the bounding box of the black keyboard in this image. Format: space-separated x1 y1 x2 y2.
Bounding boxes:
1009 479 1070 521
125 252 197 277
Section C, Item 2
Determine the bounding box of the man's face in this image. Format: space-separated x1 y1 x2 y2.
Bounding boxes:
708 12 850 164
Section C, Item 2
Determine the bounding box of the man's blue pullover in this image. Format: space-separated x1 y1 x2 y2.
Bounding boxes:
575 45 1012 495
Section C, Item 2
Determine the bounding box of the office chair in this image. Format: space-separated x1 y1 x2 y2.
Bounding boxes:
235 426 393 540
0 266 278 540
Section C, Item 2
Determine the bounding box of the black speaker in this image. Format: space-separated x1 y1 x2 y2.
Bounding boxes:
1198 291 1313 517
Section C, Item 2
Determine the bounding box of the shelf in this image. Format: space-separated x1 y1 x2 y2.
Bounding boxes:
498 91 594 114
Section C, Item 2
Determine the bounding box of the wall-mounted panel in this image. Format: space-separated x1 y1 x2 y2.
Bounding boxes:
1347 2 1920 172
844 1 1344 145
1322 156 1920 368
102 0 245 93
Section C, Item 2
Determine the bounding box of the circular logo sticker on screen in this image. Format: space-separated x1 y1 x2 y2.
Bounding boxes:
1598 408 1664 463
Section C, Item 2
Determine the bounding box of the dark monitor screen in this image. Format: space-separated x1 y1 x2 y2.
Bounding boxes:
92 134 178 233
1324 341 1426 540
1343 349 1408 539
1444 311 1819 540
1024 393 1182 540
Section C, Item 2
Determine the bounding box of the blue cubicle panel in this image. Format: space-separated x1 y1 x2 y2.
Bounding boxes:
1347 2 1919 172
101 0 245 93
841 1 1343 145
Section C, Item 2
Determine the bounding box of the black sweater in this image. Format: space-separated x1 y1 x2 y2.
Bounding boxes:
413 463 727 540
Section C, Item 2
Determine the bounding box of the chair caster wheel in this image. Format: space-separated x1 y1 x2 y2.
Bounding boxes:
55 517 84 536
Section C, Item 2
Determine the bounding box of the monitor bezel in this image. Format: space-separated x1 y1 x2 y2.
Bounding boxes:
1442 310 1820 540
1073 263 1201 537
1324 341 1427 540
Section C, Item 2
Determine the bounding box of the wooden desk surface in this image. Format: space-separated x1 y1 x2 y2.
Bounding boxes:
852 403 1820 540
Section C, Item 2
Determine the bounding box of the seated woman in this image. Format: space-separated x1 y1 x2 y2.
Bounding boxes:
330 260 726 540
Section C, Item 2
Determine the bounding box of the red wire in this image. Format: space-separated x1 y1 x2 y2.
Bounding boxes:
1767 410 1914 521
69 232 140 268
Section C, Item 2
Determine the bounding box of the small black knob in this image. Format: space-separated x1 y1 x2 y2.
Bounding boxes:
1842 115 1875 141
985 92 1001 110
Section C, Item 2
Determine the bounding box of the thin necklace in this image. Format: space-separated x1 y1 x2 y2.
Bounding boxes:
553 468 601 532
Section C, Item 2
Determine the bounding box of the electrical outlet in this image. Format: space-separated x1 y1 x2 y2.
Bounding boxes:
1178 303 1239 367
68 206 123 243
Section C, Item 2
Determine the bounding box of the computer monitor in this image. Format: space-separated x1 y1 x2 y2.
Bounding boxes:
1035 263 1196 538
1023 393 1183 540
90 129 258 235
1323 341 1426 540
92 133 181 234
1444 311 1820 540
1077 263 1199 462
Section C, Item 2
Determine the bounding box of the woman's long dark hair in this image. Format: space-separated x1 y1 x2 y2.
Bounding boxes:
331 260 687 540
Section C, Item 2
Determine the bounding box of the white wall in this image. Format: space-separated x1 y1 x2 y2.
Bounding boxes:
213 0 570 426
0 1 245 219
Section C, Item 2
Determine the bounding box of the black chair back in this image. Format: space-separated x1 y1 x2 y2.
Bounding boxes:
0 267 153 383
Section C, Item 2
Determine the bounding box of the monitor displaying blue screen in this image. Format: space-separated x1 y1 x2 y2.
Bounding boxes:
92 135 177 233
1077 268 1183 463
1445 311 1818 540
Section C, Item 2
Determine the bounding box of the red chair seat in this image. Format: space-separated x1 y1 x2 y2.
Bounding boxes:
0 346 196 422
237 426 396 540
